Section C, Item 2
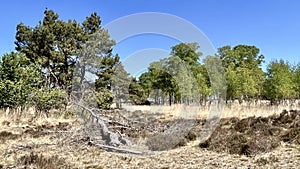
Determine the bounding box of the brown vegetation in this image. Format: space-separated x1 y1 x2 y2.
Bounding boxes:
0 108 299 168
199 110 299 156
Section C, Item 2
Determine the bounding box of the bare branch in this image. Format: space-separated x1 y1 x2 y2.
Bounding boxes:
72 101 131 148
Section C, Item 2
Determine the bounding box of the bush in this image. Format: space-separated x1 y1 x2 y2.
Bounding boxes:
29 87 67 116
0 52 42 109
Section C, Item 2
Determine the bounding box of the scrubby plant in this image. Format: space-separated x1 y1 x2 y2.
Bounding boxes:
0 52 41 110
29 87 67 117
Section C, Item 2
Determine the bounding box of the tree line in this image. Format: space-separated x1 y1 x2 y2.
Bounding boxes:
0 9 299 114
132 44 300 106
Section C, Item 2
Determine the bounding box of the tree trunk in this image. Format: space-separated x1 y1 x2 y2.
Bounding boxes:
169 92 172 106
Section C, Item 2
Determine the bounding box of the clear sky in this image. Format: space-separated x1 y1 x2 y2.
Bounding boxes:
1 0 299 71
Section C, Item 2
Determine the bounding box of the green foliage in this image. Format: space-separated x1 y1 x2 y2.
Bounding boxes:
1 8 299 110
294 64 300 98
77 28 116 85
0 49 67 116
30 87 67 114
217 45 265 102
203 56 225 99
165 55 193 104
218 45 264 69
93 55 120 109
96 88 114 109
191 63 211 95
82 12 101 34
75 12 119 110
139 72 153 98
94 55 120 89
76 25 119 110
148 59 181 105
170 43 213 103
112 64 131 108
0 52 41 109
170 42 202 66
263 60 296 104
138 42 211 105
15 9 117 99
15 9 83 90
14 9 120 110
128 78 147 105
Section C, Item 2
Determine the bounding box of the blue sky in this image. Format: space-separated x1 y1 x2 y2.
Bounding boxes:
0 0 299 73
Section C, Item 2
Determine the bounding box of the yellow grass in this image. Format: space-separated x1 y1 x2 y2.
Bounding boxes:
0 104 299 168
123 103 300 120
0 109 82 167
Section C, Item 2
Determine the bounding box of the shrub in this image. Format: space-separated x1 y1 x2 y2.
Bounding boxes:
29 87 67 116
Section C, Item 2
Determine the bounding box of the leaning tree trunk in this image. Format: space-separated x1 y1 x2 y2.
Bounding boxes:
73 102 130 147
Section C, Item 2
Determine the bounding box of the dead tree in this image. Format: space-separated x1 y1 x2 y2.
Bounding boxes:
73 102 130 147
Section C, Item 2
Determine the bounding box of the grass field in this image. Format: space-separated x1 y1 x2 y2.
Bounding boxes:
123 103 300 119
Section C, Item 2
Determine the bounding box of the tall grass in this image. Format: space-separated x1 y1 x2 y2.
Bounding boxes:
122 101 300 120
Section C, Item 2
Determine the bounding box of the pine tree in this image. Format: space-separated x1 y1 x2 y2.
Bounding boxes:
0 52 41 109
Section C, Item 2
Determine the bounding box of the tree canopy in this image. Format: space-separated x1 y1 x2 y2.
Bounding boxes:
1 9 122 111
263 60 296 104
217 45 265 102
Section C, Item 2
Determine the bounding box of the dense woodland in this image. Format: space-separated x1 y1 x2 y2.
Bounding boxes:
0 9 300 113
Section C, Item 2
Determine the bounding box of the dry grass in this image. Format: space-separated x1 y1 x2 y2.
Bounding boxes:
123 103 300 120
0 109 81 168
221 103 300 118
0 106 299 168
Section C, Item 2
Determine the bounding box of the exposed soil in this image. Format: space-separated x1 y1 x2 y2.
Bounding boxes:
0 109 299 168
